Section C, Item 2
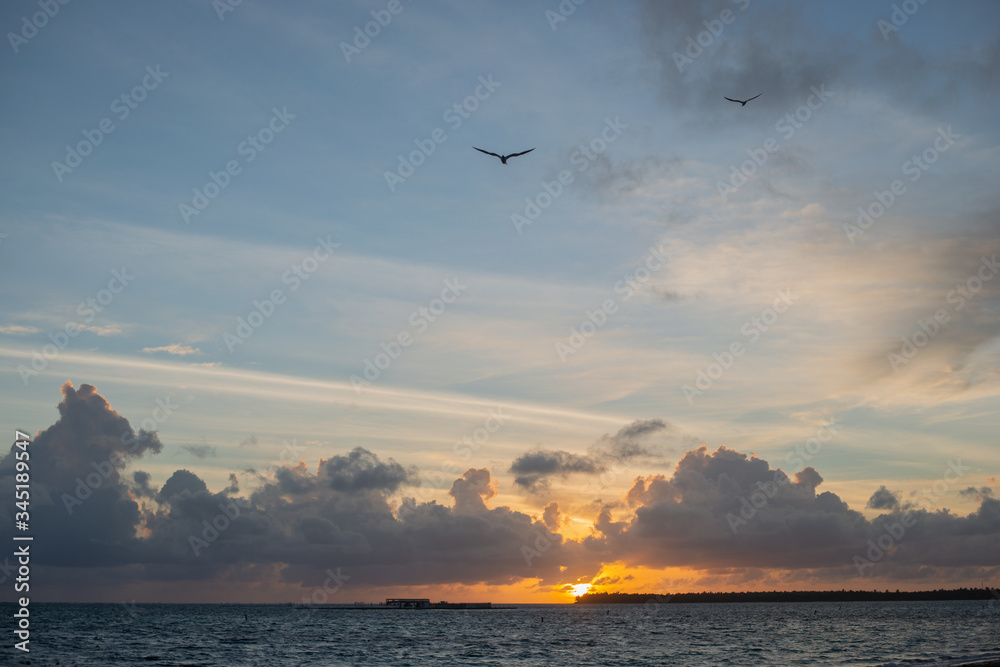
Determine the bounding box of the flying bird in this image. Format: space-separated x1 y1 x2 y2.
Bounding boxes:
724 93 763 106
473 147 535 164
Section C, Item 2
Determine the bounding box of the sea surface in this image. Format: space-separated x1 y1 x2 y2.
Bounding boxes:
3 600 999 666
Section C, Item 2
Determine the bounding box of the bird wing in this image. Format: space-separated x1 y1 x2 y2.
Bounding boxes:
473 147 502 159
506 148 535 159
724 97 741 103
747 93 763 102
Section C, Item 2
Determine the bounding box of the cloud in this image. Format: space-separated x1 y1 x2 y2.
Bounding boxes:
631 0 999 123
510 419 671 493
0 321 119 337
587 445 1000 579
633 0 852 117
179 444 217 459
321 447 417 494
2 382 996 602
867 485 901 510
132 471 157 498
0 382 162 568
959 486 995 501
594 418 671 460
84 324 123 336
143 344 201 356
449 468 497 514
0 325 40 335
542 501 561 531
510 449 605 492
158 469 208 502
7 383 605 600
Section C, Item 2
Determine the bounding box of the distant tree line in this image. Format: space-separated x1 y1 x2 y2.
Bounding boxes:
575 588 999 604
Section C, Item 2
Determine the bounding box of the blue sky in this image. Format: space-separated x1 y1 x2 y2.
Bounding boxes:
1 0 999 601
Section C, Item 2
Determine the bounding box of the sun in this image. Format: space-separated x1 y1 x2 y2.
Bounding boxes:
569 583 592 597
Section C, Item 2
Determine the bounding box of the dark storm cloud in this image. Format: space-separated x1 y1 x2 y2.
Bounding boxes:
542 501 562 531
616 419 669 440
158 469 208 502
4 383 995 601
0 382 162 490
132 470 157 498
510 419 672 492
867 485 901 510
321 447 417 493
585 445 1000 579
510 449 605 492
959 486 995 500
0 383 162 569
448 467 496 514
595 418 671 460
0 383 597 600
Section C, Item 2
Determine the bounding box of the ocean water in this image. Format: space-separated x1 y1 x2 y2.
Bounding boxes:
3 600 999 666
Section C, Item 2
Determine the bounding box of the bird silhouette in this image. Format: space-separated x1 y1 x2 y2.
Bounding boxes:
473 147 534 164
724 93 763 106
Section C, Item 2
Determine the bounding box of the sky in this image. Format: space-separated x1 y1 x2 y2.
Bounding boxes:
0 0 998 604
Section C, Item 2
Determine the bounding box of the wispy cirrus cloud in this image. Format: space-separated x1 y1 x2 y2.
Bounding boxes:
143 344 201 356
0 325 40 335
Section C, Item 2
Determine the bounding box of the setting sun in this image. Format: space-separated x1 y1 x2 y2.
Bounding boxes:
569 583 592 597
